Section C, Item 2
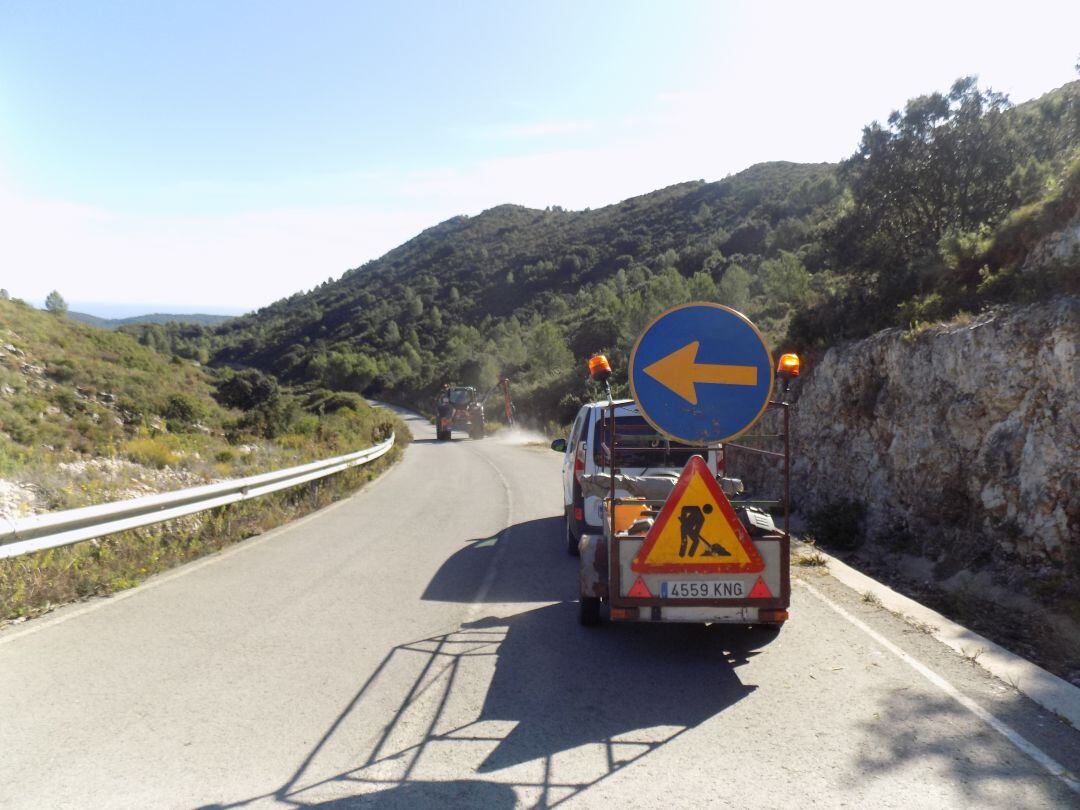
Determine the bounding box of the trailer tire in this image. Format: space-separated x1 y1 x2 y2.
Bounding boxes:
746 623 783 645
579 596 601 626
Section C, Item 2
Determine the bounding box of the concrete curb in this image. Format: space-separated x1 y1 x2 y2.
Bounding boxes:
805 543 1080 729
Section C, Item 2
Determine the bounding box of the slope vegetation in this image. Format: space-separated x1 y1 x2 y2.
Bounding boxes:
161 161 841 425
139 78 1079 428
1 296 406 620
0 296 399 511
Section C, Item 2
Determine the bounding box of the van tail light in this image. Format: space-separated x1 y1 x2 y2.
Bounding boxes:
574 507 584 522
574 441 586 482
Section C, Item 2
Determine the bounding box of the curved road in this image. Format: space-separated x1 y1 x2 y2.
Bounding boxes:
2 408 1079 808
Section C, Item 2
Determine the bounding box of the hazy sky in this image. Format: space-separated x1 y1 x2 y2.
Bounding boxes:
2 1 1078 315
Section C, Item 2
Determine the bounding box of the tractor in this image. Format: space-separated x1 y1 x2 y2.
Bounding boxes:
434 378 516 442
435 385 485 441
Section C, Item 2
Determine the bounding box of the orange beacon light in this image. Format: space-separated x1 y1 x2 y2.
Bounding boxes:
588 354 613 382
777 353 800 378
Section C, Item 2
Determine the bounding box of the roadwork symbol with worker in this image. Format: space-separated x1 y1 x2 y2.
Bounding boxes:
678 504 731 557
633 456 764 574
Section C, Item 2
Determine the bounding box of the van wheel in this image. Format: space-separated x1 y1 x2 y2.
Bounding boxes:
566 515 580 556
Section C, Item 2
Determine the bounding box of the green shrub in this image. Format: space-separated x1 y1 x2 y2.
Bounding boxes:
290 414 320 434
47 358 78 383
276 433 308 450
162 393 202 425
318 392 366 413
213 368 279 411
0 444 18 476
805 498 866 551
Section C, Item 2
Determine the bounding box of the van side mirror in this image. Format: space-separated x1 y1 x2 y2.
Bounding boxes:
550 438 567 453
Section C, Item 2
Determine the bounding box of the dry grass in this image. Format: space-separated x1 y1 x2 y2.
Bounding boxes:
121 437 179 469
0 450 398 622
960 646 986 665
795 550 829 568
793 538 829 568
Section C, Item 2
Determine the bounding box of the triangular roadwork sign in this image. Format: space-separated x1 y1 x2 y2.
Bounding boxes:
632 455 764 574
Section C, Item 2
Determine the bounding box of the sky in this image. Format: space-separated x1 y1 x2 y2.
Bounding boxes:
1 1 1078 316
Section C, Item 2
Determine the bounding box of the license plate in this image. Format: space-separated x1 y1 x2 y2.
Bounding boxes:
661 580 746 599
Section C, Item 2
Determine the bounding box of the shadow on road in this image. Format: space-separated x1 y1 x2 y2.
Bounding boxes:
422 516 574 604
207 515 773 808
208 604 757 809
850 687 1078 806
294 779 518 809
465 606 755 773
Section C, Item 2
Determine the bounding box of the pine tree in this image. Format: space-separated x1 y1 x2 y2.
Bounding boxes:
45 290 68 316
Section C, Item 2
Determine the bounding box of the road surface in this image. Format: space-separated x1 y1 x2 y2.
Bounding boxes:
2 408 1079 808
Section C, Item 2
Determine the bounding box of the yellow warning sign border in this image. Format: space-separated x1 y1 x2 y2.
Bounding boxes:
631 455 765 574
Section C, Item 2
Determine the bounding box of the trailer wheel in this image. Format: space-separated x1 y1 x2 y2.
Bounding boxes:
579 595 601 626
470 419 484 440
746 623 783 645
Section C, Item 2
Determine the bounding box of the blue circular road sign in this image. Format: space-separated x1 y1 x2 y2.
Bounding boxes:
629 303 775 444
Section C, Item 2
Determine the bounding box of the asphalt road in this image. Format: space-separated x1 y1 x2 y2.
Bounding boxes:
2 407 1079 809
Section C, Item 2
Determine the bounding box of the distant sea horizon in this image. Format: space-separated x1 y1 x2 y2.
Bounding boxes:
61 301 250 319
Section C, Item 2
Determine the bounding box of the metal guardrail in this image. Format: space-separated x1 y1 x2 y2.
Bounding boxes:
0 434 395 560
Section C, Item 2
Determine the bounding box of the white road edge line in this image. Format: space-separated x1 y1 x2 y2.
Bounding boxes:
465 446 514 614
803 543 1080 730
799 579 1080 795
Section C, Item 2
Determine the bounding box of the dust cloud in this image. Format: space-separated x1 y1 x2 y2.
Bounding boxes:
494 427 551 447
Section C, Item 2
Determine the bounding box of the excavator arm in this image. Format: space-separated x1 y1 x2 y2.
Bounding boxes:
480 377 515 426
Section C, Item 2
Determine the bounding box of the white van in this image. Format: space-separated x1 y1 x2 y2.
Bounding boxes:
552 399 722 555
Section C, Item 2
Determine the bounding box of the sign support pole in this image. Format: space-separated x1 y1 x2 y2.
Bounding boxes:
784 402 790 541
606 381 616 523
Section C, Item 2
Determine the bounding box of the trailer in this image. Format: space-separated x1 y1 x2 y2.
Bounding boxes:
574 303 800 633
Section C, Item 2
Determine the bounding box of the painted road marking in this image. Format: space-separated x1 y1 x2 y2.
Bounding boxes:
799 579 1080 795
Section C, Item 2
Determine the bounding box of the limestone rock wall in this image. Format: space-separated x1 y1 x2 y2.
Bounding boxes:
788 296 1078 580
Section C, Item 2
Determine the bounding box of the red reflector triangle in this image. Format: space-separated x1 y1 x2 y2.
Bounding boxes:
628 576 652 599
748 576 773 599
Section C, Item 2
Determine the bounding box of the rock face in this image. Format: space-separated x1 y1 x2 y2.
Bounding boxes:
790 297 1078 582
1022 220 1080 275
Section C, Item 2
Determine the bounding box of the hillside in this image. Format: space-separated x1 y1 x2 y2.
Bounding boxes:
69 311 235 330
0 297 401 517
150 160 843 425
136 78 1079 429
